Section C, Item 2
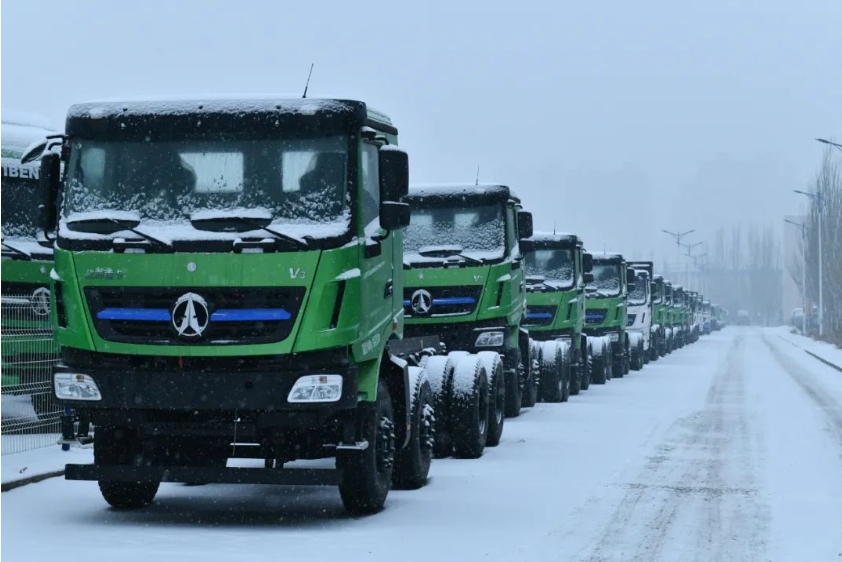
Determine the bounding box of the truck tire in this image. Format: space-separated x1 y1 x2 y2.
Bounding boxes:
338 379 395 515
650 334 660 362
478 351 505 447
612 341 625 379
605 341 614 381
504 348 524 417
561 343 571 402
569 343 581 396
393 367 434 490
580 342 592 390
522 341 539 409
95 426 160 510
539 341 565 402
423 355 457 458
451 355 490 459
590 341 607 384
630 342 641 371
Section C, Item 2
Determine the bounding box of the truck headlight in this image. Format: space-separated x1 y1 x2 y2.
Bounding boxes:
475 331 504 348
54 373 102 401
288 374 343 403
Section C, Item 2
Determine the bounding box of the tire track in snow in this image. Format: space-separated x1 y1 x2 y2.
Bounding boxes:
761 333 842 460
579 333 770 562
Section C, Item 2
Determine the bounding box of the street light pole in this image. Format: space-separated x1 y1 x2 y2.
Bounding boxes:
816 138 842 154
662 229 695 287
784 219 808 335
794 189 825 336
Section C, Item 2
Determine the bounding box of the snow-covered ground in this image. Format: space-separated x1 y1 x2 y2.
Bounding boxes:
768 325 842 371
2 327 841 561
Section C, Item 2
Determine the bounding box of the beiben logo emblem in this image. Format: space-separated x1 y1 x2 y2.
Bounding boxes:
171 292 210 338
410 289 433 315
31 287 51 316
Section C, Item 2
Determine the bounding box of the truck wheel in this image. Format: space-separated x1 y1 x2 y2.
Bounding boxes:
338 379 395 515
478 351 505 447
569 343 581 396
605 341 613 381
521 343 538 409
590 342 606 385
650 335 660 362
424 355 457 458
95 426 159 510
393 368 434 490
451 355 490 459
504 348 524 417
580 342 592 390
612 341 624 379
561 343 571 402
539 341 564 402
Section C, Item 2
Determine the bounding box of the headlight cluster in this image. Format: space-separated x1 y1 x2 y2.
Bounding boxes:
288 374 343 403
54 373 102 401
475 331 504 348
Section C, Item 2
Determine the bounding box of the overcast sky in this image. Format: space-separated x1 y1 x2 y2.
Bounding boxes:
3 0 840 269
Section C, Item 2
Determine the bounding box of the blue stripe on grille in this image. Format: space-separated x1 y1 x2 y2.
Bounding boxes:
526 312 554 320
97 308 170 321
97 308 291 322
403 297 476 307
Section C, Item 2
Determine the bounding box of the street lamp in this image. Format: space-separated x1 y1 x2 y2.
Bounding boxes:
794 189 825 336
683 241 704 288
784 218 808 335
816 138 842 154
662 229 695 283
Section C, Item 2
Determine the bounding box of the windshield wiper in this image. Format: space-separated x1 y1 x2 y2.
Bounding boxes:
191 216 308 250
106 219 173 251
1 241 32 261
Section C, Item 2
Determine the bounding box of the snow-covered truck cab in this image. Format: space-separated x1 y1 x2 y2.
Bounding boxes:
625 263 653 370
521 231 592 396
583 252 635 380
649 274 668 358
1 112 59 392
402 184 535 457
42 97 432 514
671 285 688 347
701 300 712 334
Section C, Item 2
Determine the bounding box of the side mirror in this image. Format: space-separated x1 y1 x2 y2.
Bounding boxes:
379 148 408 203
582 252 593 272
517 211 533 240
379 201 410 231
650 281 657 297
39 152 61 236
583 272 594 284
626 267 636 285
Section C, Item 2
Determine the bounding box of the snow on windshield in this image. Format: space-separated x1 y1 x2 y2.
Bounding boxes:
1 159 41 239
61 137 350 241
404 204 505 260
589 263 621 296
524 248 575 289
629 274 647 304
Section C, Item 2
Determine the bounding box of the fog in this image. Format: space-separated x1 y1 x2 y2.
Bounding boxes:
3 0 840 264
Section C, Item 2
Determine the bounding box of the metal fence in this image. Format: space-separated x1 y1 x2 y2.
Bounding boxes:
1 292 62 455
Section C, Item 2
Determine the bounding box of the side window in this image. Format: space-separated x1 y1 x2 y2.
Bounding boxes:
506 205 517 255
361 143 380 229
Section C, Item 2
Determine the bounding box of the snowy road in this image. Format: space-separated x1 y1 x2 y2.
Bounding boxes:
3 328 842 562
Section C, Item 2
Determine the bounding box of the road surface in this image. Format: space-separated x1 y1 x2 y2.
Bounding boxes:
3 328 841 562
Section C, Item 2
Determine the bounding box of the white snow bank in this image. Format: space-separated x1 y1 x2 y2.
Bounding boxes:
765 326 842 371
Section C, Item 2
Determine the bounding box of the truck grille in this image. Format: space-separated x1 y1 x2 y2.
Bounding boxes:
585 309 608 324
85 286 305 345
523 305 557 327
0 282 52 333
403 285 482 318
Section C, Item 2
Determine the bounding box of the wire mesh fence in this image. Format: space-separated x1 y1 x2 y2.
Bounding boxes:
1 292 62 455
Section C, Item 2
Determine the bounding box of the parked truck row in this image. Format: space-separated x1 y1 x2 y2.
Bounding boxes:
4 96 723 515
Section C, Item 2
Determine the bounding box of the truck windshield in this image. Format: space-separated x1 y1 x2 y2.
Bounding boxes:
404 203 505 260
628 276 647 305
524 248 575 289
1 160 40 239
62 136 350 241
589 263 621 296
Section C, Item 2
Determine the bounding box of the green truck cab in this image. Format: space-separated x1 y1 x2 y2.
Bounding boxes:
2 115 58 404
42 97 435 514
521 232 593 397
650 274 669 358
583 252 635 382
671 285 688 348
402 184 535 455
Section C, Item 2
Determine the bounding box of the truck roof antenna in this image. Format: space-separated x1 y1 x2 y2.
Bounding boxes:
475 166 480 185
302 64 314 99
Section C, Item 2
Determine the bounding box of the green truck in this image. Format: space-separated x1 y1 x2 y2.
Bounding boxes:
649 274 669 358
2 114 59 416
583 252 636 383
670 285 688 348
402 184 535 458
44 97 446 514
522 232 593 398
